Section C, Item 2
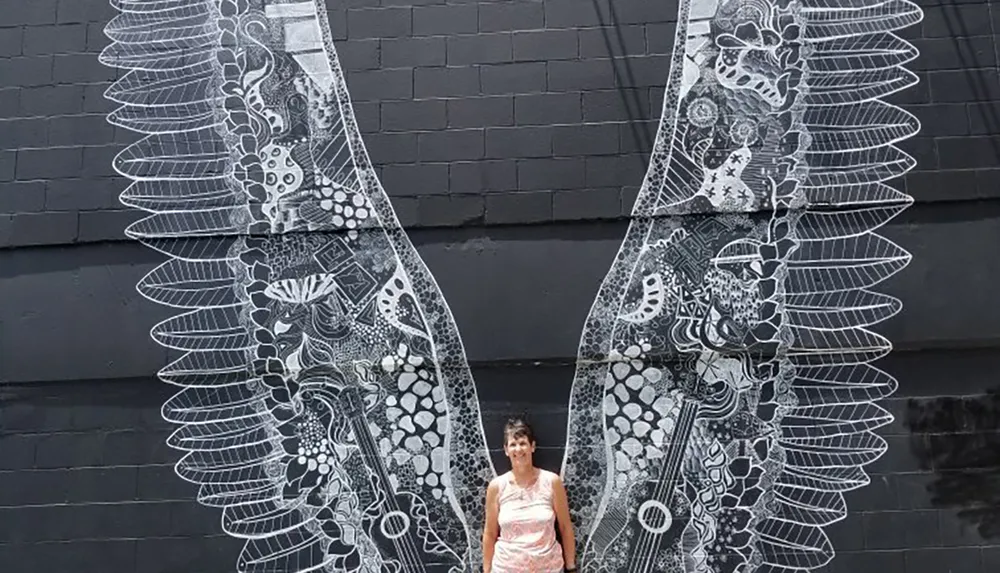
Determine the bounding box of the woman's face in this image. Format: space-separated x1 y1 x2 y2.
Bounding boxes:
504 434 536 468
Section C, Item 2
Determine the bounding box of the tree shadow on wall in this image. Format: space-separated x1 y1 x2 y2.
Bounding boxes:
906 390 1000 538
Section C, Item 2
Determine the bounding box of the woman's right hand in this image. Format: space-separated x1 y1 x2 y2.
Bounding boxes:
482 478 501 573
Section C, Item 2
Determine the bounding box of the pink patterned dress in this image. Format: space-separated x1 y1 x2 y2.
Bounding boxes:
491 469 565 573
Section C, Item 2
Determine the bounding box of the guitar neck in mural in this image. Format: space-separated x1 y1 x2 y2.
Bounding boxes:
561 0 923 572
101 1 495 571
591 398 700 573
335 386 463 573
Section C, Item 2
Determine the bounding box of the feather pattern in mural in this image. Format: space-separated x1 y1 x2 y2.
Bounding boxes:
101 0 923 571
560 0 921 572
100 1 494 571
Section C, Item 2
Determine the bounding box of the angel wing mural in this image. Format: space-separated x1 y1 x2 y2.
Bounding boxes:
560 0 922 572
100 0 922 572
100 0 494 571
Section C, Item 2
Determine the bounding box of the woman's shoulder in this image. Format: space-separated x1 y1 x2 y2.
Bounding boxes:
539 469 562 485
489 472 512 490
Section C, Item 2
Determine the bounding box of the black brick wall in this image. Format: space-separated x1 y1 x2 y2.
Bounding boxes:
2 0 1000 571
0 0 679 242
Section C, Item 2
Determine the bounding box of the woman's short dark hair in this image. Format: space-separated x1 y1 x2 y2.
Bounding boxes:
503 417 535 445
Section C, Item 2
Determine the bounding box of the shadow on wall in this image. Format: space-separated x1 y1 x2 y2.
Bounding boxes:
906 390 1000 539
590 0 656 158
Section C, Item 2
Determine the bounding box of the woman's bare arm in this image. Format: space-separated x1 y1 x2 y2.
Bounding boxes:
551 475 577 570
482 479 501 573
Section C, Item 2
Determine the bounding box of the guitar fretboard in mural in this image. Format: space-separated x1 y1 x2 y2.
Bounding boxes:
100 0 922 572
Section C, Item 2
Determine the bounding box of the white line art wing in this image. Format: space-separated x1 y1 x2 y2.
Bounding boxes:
561 0 921 572
101 1 494 571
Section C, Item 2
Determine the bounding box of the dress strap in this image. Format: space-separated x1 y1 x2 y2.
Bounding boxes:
495 472 510 499
537 469 553 488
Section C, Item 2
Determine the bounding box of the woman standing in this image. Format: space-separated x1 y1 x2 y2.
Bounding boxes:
482 418 577 573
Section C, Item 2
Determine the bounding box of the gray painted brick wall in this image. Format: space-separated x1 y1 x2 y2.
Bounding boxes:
0 0 677 244
1 0 998 247
3 0 1000 571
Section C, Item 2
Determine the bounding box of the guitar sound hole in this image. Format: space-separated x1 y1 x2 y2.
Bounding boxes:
379 510 411 540
638 500 673 535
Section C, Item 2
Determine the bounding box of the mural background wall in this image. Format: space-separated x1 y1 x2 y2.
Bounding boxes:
0 0 999 571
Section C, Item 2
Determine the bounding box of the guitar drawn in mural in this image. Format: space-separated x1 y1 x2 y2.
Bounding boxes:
100 0 494 571
561 0 922 572
100 0 922 572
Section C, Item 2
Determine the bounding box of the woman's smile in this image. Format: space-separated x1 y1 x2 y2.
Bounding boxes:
505 436 535 466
